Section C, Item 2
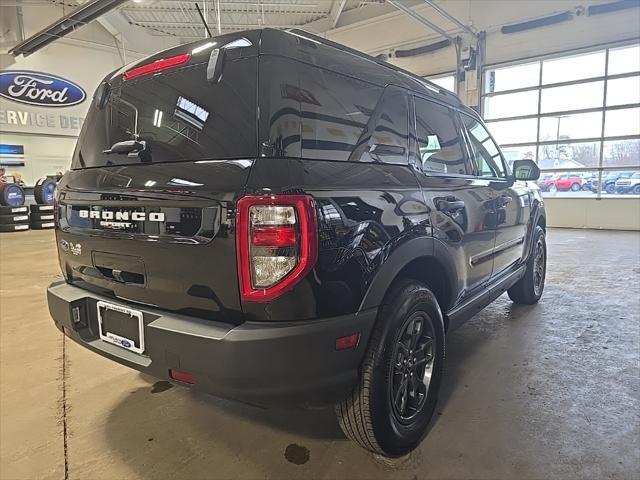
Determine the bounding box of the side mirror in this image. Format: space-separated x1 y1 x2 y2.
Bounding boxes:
512 159 540 181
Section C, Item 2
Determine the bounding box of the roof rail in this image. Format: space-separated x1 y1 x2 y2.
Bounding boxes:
286 28 460 103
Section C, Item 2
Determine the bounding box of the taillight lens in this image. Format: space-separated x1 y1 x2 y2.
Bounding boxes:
123 53 191 81
236 195 318 302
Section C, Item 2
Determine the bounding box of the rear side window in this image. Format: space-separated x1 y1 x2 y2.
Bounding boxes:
297 65 382 161
414 96 467 175
349 86 409 164
73 57 257 168
460 113 507 178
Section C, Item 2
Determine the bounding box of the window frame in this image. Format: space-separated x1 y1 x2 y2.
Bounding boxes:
481 39 640 197
410 93 476 178
458 111 510 180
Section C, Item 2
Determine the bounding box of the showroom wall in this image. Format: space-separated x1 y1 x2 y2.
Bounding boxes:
0 4 146 185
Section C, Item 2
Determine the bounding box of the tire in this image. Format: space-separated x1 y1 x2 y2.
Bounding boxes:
335 280 445 457
33 179 57 205
0 205 28 215
30 204 54 213
30 212 55 222
548 183 557 193
0 213 30 224
0 223 29 232
633 185 640 195
605 183 615 194
571 183 581 192
508 225 546 305
30 220 55 229
0 183 25 207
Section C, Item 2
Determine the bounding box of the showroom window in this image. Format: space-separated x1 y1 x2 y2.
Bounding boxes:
426 73 456 93
482 42 640 197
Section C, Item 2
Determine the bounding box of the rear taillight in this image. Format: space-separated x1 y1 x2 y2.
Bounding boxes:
236 195 318 302
123 52 191 81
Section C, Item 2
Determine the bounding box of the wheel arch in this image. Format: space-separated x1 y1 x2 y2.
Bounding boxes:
359 236 458 330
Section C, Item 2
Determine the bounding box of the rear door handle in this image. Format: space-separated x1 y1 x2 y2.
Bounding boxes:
498 195 513 207
437 198 465 213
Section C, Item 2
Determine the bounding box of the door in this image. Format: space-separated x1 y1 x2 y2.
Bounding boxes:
411 96 497 303
459 112 530 277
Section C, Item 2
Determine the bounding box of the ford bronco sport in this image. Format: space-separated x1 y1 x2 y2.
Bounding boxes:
47 29 546 457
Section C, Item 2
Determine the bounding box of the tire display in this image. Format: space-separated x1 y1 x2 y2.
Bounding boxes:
0 213 30 224
30 212 55 222
29 204 54 213
0 205 28 215
33 178 57 205
0 223 30 232
0 183 26 207
30 220 56 230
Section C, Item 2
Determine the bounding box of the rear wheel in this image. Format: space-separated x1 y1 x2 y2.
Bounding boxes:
508 225 546 304
571 183 581 192
335 280 445 457
633 185 640 195
605 183 615 194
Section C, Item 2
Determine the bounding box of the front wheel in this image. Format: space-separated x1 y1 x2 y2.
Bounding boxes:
335 280 445 457
571 183 581 192
508 225 546 304
633 185 640 195
605 183 616 194
548 183 558 193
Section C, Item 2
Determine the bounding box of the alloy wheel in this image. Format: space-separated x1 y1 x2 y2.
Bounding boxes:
389 312 436 423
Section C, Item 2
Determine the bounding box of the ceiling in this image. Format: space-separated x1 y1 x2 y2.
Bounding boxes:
118 0 373 39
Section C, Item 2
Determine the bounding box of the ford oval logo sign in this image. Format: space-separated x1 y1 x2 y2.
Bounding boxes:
0 70 86 107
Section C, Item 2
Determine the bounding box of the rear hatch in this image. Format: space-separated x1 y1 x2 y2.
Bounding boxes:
57 33 260 322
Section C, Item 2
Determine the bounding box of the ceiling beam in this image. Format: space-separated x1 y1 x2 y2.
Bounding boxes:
386 0 454 41
9 0 128 56
330 0 348 29
421 0 477 38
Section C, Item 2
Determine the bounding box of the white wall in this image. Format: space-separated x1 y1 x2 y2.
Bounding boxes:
0 4 146 185
544 197 640 231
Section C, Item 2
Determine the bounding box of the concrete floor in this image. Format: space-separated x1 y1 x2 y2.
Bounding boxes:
1 228 638 480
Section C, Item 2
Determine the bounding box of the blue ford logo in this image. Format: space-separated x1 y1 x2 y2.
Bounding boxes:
0 70 86 107
120 339 132 349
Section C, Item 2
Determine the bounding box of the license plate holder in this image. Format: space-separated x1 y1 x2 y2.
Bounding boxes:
97 301 145 354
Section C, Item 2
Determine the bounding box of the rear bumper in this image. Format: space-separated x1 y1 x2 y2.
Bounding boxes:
47 281 376 407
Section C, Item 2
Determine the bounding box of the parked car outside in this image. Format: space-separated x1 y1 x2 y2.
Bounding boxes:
615 172 640 194
541 173 583 192
603 171 635 194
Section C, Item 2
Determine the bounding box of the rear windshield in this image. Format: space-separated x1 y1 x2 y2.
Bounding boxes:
72 57 257 168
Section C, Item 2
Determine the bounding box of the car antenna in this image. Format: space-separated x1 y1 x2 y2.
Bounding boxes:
194 3 213 38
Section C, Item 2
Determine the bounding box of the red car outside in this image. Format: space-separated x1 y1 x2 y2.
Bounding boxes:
541 174 583 192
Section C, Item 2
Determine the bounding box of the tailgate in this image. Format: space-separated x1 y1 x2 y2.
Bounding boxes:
56 160 251 322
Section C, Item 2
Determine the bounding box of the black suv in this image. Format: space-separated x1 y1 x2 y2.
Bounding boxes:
47 29 546 457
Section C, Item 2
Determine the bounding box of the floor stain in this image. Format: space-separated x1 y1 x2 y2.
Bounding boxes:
284 443 310 465
151 381 173 394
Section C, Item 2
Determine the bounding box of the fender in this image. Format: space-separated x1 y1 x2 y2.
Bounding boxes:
522 197 546 263
359 233 459 312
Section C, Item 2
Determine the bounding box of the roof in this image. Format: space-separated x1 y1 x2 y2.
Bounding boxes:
111 28 471 113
